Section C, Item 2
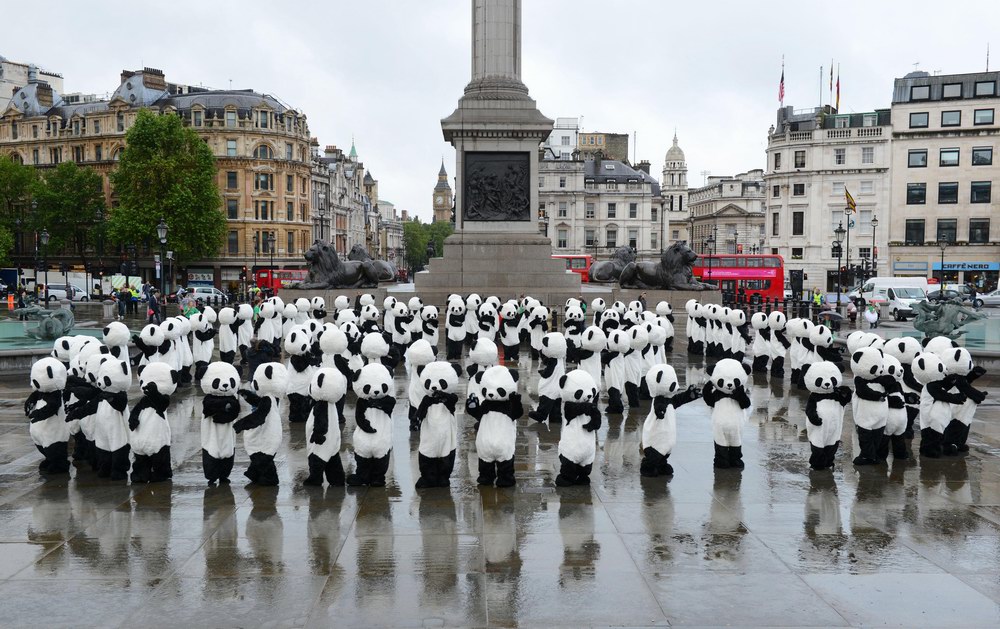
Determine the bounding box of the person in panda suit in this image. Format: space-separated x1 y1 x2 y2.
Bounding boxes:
803 361 852 471
414 361 464 488
555 369 603 486
236 303 254 369
175 316 196 386
467 365 523 488
623 324 649 407
730 309 752 363
102 321 132 379
603 329 630 414
684 300 703 355
311 296 327 321
563 304 586 363
235 362 287 486
388 301 412 360
466 337 499 380
63 341 97 465
158 318 183 383
498 301 522 362
304 368 348 486
528 332 567 424
464 294 483 348
347 363 396 487
95 359 132 480
765 312 789 377
420 305 440 354
883 336 923 440
749 313 771 373
880 354 910 461
850 347 888 466
132 324 161 378
284 325 317 423
576 326 607 392
358 303 382 337
190 312 217 383
361 331 396 371
217 307 239 366
26 357 72 475
641 364 702 477
405 339 436 432
785 318 814 388
128 362 176 483
200 362 242 484
69 348 109 471
477 301 499 343
406 297 424 342
445 298 467 361
527 305 550 360
282 303 299 339
591 298 606 329
942 347 987 455
702 358 753 469
913 352 966 459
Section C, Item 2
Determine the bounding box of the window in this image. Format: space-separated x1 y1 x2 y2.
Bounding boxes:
651 208 658 222
651 232 658 250
792 183 805 196
939 148 959 167
226 111 236 128
970 219 990 244
910 85 930 100
863 113 877 127
559 176 566 188
300 203 306 222
772 212 779 236
557 229 567 249
628 203 637 219
943 83 962 99
538 176 544 188
94 145 102 161
941 111 961 127
561 136 570 146
831 181 845 196
862 146 874 164
937 219 957 243
286 174 294 192
605 228 617 248
628 229 638 249
228 231 239 255
226 140 237 157
257 110 269 129
792 212 804 236
32 149 39 165
285 143 293 160
584 229 595 247
607 203 616 218
253 144 273 159
49 148 61 164
193 110 202 126
72 146 83 162
906 183 926 204
772 185 780 198
72 119 80 135
226 199 239 219
973 147 993 165
116 113 125 132
974 109 995 125
585 203 595 219
794 150 805 168
92 119 100 134
971 181 992 203
905 219 925 244
606 181 618 191
938 182 959 204
558 201 567 218
287 232 295 255
834 117 849 128
858 247 871 260
226 171 238 189
10 122 17 140
834 148 846 165
254 200 271 221
773 153 782 170
287 201 294 221
975 81 996 97
672 230 680 240
908 149 927 167
860 180 874 194
791 247 803 260
254 173 274 191
909 112 929 128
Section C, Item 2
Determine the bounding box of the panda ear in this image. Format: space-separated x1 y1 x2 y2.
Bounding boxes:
921 337 931 348
46 365 53 379
706 364 714 377
317 372 325 388
954 349 961 361
265 365 273 379
416 365 425 377
656 370 663 383
451 363 463 378
558 375 568 389
852 351 863 364
120 362 128 375
171 370 179 384
508 367 519 383
742 362 752 376
473 371 484 385
917 357 925 369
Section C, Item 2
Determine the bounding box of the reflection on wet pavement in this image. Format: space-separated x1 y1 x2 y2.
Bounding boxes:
2 350 1000 627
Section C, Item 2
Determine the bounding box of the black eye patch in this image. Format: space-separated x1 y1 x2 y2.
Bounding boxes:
363 384 371 394
574 390 582 400
815 377 823 387
213 378 220 389
497 387 506 398
717 378 724 387
439 379 447 389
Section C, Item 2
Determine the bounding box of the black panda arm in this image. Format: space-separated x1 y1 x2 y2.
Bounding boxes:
805 395 822 426
290 354 313 372
817 346 842 362
927 379 967 405
733 386 752 410
310 403 329 445
466 364 478 378
954 377 988 404
582 406 602 432
600 350 615 367
203 395 240 424
27 391 61 422
801 339 815 352
233 396 271 433
878 375 902 395
902 365 923 393
508 392 524 420
465 394 484 421
229 321 241 334
670 386 702 408
194 329 213 342
759 328 772 341
253 317 263 333
538 356 558 379
854 378 886 402
354 399 377 434
739 325 752 343
239 389 262 405
577 349 594 362
775 330 791 349
332 354 353 381
835 386 853 406
102 391 129 413
653 396 669 419
701 382 720 407
132 335 147 354
24 391 40 417
415 396 435 425
969 366 987 382
887 392 906 410
128 399 152 431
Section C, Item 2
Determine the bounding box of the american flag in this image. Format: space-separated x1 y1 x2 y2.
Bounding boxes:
778 67 785 106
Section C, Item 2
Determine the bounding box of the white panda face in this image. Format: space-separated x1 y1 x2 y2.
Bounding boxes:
448 302 465 316
356 364 392 399
805 362 841 393
421 306 439 322
476 365 518 401
284 328 311 356
851 347 885 380
30 357 67 393
710 358 748 393
202 363 240 396
645 364 679 397
419 361 461 394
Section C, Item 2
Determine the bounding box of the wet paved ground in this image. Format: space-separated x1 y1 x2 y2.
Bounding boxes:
3 348 1000 627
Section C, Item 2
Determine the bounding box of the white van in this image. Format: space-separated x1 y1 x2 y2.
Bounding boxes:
857 277 929 321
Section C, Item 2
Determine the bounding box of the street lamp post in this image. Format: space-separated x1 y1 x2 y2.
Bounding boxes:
318 206 327 242
267 232 276 295
939 239 949 284
844 206 853 289
252 234 258 289
40 228 50 304
870 214 879 281
156 218 168 295
705 229 716 283
834 221 846 315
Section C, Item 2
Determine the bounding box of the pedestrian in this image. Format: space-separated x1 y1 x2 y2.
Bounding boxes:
148 289 162 324
638 292 647 311
864 303 879 329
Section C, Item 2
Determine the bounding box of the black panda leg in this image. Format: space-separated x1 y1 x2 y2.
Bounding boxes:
555 455 576 486
790 368 801 386
220 350 235 364
202 449 220 484
130 454 150 483
728 446 745 470
109 444 131 481
95 448 111 477
195 361 209 382
346 454 370 486
244 452 262 483
625 382 640 407
808 444 825 471
477 458 496 486
575 462 593 485
304 453 326 486
368 453 390 487
437 450 456 487
408 405 420 432
638 379 651 401
336 398 346 427
446 338 462 361
876 432 890 462
853 427 879 465
770 357 785 378
495 457 516 488
325 453 346 486
957 424 972 453
606 388 624 414
640 447 662 477
256 454 279 486
415 453 434 489
287 393 309 424
919 428 943 458
752 355 769 374
825 442 840 469
154 446 173 481
904 406 918 439
942 419 962 455
45 442 70 475
713 443 730 469
891 435 909 460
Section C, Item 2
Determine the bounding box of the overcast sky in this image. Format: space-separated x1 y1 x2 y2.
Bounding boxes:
5 1 999 221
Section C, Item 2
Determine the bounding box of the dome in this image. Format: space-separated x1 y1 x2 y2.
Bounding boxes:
665 132 685 163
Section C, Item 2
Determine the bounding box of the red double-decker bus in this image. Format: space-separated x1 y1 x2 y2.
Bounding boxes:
255 269 308 294
692 254 785 301
552 254 593 282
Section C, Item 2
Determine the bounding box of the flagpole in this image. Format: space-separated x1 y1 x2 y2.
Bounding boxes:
819 65 823 108
829 58 834 108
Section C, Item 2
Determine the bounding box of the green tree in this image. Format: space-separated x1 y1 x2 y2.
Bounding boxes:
31 161 106 268
108 109 224 264
403 218 453 272
0 155 37 265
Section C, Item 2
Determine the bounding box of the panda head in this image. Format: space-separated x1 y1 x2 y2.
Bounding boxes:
218 307 237 326
383 296 397 311
97 359 131 393
305 319 322 340
628 300 643 314
271 296 285 312
846 331 880 354
392 301 409 320
883 336 922 365
361 332 390 359
579 326 607 352
139 362 178 398
84 353 110 385
809 324 833 348
729 309 747 326
606 329 630 353
202 306 218 325
882 354 903 382
530 305 549 323
558 368 598 404
260 302 275 319
334 295 351 311
30 357 67 393
189 312 209 333
359 294 375 308
283 304 298 321
706 358 751 393
417 360 463 395
804 361 841 394
469 338 499 367
912 352 948 385
294 298 311 314
176 316 192 336
622 311 640 328
647 321 667 347
655 301 672 317
360 304 380 322
466 293 482 310
922 336 960 359
404 339 436 368
786 318 814 339
850 347 885 381
478 302 498 320
421 305 439 323
355 363 393 400
447 299 466 316
485 296 501 311
601 309 620 328
51 336 75 364
319 323 348 355
201 362 240 396
720 307 733 324
101 321 130 347
139 324 166 348
237 304 254 321
252 362 289 397
591 298 606 313
340 321 361 343
750 312 769 330
565 297 582 311
645 364 679 398
310 367 348 402
336 310 358 326
684 299 697 317
311 296 326 313
499 302 518 320
283 326 312 356
767 311 787 331
692 303 703 318
565 305 584 322
407 297 423 313
540 332 568 359
942 347 974 377
473 364 519 402
611 300 626 315
628 325 649 350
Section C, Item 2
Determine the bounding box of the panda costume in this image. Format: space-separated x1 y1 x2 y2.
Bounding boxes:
803 361 851 471
405 339 436 432
749 312 771 373
467 338 499 380
498 301 522 362
810 325 843 366
527 305 550 360
467 365 523 488
767 311 790 377
912 352 966 459
406 297 424 342
942 347 987 455
445 299 467 361
190 312 217 382
576 326 607 391
420 305 440 354
883 336 923 440
555 369 602 486
26 357 71 475
563 305 586 362
881 354 910 461
311 296 328 321
64 341 97 464
684 300 703 355
304 367 348 486
850 347 888 466
361 332 395 370
388 301 412 359
730 309 751 362
347 363 396 487
702 358 753 469
623 324 649 407
235 362 287 486
128 362 175 483
200 362 242 484
641 364 701 477
284 325 317 423
414 361 464 488
528 332 567 424
217 307 239 365
102 321 131 378
236 304 254 367
282 303 299 339
175 316 196 386
70 349 110 471
591 298 606 329
382 296 398 335
599 308 620 337
603 329 630 414
477 301 499 343
465 294 483 348
95 359 132 480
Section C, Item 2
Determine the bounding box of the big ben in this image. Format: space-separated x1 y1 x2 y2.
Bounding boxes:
432 160 453 223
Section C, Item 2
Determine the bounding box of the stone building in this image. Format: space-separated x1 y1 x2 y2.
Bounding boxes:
661 133 690 245
689 170 766 256
541 117 580 160
0 56 63 111
432 160 453 223
764 105 892 290
577 131 629 163
888 70 1000 289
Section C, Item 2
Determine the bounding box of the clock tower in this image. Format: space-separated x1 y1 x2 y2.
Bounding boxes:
432 160 453 223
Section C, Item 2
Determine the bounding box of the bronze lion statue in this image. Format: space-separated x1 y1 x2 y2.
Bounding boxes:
293 240 380 289
618 241 714 290
587 246 636 283
348 244 397 282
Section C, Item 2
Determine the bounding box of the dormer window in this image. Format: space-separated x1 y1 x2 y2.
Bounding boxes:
226 111 236 128
257 110 269 129
193 110 203 127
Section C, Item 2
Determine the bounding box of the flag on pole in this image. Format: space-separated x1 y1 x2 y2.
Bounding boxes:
845 186 857 213
778 62 785 106
829 61 833 91
836 65 840 110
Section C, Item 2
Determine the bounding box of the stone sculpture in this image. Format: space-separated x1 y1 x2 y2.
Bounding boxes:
587 247 636 283
348 244 397 282
463 152 530 222
293 240 380 289
912 299 985 339
618 242 715 290
15 306 75 340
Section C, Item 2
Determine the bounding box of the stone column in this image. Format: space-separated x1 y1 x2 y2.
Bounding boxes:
471 0 520 82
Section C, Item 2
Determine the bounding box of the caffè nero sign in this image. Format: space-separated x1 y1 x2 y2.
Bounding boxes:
931 261 1000 271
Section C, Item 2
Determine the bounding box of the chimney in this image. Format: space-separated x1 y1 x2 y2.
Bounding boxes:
593 150 602 171
636 160 651 174
27 65 38 84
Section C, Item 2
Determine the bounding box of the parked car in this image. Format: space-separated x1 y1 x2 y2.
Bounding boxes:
978 289 1000 307
926 289 982 308
43 284 89 302
185 286 229 305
